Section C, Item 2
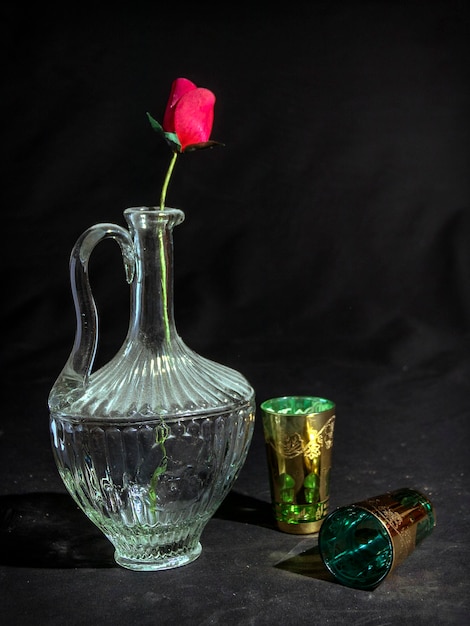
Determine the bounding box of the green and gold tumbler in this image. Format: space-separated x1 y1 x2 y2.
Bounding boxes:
318 488 436 590
261 396 336 534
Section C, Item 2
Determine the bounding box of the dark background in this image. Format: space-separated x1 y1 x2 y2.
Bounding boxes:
1 1 469 624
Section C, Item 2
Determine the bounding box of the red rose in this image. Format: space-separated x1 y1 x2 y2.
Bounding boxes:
162 77 216 152
146 77 222 208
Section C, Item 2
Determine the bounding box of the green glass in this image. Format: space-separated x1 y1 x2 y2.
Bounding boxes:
262 396 335 416
261 396 336 534
318 488 436 590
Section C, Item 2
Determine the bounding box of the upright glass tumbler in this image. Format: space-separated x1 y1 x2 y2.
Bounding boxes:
318 488 436 590
261 396 336 534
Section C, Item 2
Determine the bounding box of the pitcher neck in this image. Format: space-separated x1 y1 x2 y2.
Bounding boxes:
124 207 185 346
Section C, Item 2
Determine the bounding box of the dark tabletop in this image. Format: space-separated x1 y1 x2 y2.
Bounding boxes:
1 2 469 624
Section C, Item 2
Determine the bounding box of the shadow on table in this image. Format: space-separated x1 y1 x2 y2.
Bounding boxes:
214 490 274 528
273 540 336 584
0 492 116 568
0 490 274 569
217 494 336 584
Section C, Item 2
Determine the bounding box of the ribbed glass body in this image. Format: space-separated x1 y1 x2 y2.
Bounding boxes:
49 207 255 571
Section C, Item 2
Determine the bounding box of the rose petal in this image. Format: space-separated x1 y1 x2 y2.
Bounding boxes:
173 88 215 151
162 77 198 132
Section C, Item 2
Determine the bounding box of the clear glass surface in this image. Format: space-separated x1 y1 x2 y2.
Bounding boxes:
49 207 255 570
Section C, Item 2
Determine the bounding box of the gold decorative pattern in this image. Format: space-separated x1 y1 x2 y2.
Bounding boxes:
272 415 336 460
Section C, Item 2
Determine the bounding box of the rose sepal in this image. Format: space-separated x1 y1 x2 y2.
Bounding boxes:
146 112 181 152
147 112 223 153
183 140 224 152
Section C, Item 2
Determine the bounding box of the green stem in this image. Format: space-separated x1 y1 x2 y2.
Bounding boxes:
149 419 170 511
157 152 178 341
160 151 178 210
159 228 171 342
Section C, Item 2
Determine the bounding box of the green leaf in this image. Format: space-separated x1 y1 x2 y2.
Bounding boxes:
146 112 164 133
163 131 181 151
146 112 181 152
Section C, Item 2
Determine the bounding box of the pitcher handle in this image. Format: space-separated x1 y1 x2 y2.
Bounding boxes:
65 222 135 383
